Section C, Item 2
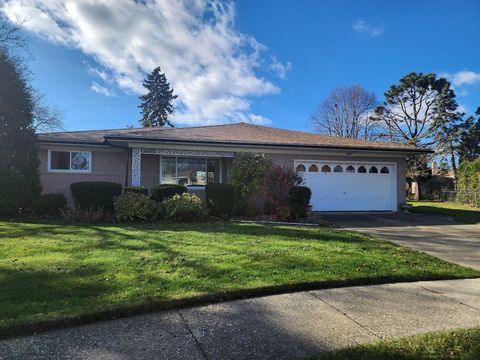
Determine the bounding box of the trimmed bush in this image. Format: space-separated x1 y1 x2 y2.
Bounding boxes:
124 186 149 196
289 186 312 219
114 192 157 221
70 181 122 211
151 184 187 203
30 193 67 216
206 184 235 217
160 193 203 221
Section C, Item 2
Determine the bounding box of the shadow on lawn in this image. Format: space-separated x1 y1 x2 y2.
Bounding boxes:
1 218 477 339
0 219 369 244
411 205 480 224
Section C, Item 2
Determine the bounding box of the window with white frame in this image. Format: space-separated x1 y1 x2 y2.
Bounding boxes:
49 151 91 172
160 157 220 186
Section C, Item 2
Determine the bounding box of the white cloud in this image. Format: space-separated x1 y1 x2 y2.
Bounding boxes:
440 70 480 87
83 61 112 84
90 81 115 97
352 19 384 37
1 0 288 125
270 56 291 79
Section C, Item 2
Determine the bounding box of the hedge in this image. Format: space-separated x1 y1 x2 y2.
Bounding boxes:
70 181 122 211
151 184 187 203
456 159 480 207
206 184 235 217
30 193 67 216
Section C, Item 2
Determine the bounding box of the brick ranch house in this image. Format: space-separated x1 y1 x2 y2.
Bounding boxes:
37 123 430 211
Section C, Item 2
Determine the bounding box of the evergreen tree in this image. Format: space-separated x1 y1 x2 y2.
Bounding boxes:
0 50 41 215
139 67 178 127
457 107 480 163
429 82 464 177
371 72 454 199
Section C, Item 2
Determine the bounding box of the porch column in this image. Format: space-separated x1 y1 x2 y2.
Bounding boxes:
131 147 141 186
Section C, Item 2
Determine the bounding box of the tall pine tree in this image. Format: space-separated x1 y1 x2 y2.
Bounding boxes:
371 73 453 200
0 50 41 215
429 81 464 177
139 67 178 127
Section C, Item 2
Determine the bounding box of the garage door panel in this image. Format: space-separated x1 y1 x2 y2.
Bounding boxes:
297 161 396 212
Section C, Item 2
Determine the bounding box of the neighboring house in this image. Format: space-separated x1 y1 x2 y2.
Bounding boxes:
37 123 430 211
411 161 455 201
431 160 455 178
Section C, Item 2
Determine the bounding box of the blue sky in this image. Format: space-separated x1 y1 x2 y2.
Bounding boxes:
2 0 480 132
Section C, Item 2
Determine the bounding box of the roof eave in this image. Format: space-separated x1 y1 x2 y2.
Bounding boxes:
104 136 433 154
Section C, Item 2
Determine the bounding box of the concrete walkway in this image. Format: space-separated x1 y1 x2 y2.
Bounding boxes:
323 213 480 270
1 278 480 359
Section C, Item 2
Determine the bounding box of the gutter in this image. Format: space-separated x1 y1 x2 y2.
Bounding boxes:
103 136 433 154
37 137 433 154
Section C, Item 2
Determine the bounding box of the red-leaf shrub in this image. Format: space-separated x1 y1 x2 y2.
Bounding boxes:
263 165 303 217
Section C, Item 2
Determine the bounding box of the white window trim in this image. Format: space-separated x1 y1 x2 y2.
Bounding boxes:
48 150 92 173
159 156 222 186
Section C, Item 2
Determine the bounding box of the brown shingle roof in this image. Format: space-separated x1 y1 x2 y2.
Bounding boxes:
37 122 430 152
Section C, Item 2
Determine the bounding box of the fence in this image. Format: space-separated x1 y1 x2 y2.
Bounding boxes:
440 190 480 207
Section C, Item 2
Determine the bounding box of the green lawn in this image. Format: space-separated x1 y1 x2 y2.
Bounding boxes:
408 201 480 224
310 328 480 360
0 220 479 336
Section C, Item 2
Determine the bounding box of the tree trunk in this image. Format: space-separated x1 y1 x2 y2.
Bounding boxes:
412 180 420 201
449 141 457 180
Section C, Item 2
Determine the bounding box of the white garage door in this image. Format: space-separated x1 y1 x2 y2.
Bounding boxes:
295 160 397 212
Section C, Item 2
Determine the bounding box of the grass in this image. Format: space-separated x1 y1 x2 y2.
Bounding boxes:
408 201 480 224
310 328 480 360
0 220 479 336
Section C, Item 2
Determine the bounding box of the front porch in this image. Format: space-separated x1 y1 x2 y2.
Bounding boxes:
130 147 235 191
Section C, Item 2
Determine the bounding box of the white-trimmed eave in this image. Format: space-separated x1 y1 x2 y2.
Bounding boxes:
114 140 421 159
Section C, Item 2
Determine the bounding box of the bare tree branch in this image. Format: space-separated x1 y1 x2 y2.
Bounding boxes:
0 15 27 52
32 91 64 133
310 85 380 140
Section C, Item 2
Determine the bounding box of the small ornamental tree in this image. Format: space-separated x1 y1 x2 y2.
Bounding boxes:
139 67 178 127
263 165 303 216
0 51 41 215
230 153 270 215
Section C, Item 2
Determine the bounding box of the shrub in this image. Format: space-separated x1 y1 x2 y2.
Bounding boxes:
206 184 235 217
151 184 187 203
30 193 67 216
456 159 480 207
275 206 291 222
114 192 157 221
70 181 122 211
160 193 203 221
230 153 270 215
263 164 303 216
455 191 480 207
124 186 148 196
289 186 312 219
60 207 109 224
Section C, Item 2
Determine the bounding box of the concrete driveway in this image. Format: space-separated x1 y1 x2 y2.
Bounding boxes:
1 279 480 359
323 212 480 270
